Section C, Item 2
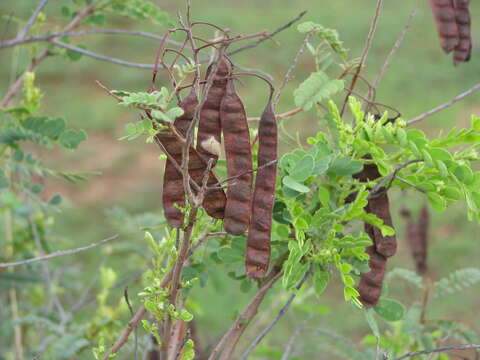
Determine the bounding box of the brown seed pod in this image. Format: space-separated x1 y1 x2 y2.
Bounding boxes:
162 89 198 228
147 349 160 360
157 90 226 226
429 0 459 54
358 243 387 307
196 56 232 166
401 205 429 274
220 79 254 236
246 100 277 279
354 163 397 258
453 0 472 65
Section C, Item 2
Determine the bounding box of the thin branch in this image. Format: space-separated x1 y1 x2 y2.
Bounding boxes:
16 0 49 40
247 107 303 122
371 4 418 92
0 235 118 268
0 29 184 50
208 270 284 360
367 159 422 200
340 0 384 116
395 345 480 360
273 32 312 107
407 83 480 125
239 268 311 360
227 11 307 57
214 159 278 187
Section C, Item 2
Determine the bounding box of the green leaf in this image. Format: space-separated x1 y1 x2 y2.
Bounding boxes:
66 44 87 61
290 155 314 182
452 165 473 185
373 298 405 321
364 308 380 337
178 309 193 322
313 265 329 295
49 194 62 205
427 192 446 211
328 157 363 176
59 129 87 149
282 176 310 193
294 71 344 110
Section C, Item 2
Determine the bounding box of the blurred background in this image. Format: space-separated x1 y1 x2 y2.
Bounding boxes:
1 0 479 358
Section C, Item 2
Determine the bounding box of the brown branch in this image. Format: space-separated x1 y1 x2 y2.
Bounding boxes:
239 268 311 360
208 270 283 360
247 107 303 122
395 345 480 360
340 0 384 116
0 235 119 268
407 83 480 125
16 0 49 40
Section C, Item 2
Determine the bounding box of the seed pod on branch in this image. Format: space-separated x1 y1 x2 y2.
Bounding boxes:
246 99 277 279
196 56 232 166
220 79 253 236
453 0 472 65
429 0 459 54
358 242 387 307
157 90 226 226
401 205 429 274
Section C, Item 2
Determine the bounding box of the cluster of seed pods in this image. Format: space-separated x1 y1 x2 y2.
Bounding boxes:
354 163 398 307
429 0 472 65
401 205 430 275
158 54 277 279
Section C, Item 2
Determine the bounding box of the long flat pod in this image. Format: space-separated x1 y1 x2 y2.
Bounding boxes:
196 56 231 166
220 79 253 236
358 242 387 307
429 0 459 53
453 0 472 65
246 101 277 279
157 92 226 225
162 89 198 227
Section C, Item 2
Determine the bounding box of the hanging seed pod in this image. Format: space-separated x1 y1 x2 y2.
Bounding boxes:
157 90 226 226
453 0 472 65
401 205 429 274
358 243 387 307
162 89 198 228
429 0 459 53
220 79 253 236
196 56 232 166
246 100 277 279
366 193 397 258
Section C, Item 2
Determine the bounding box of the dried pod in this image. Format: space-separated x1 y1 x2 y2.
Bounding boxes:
453 0 472 65
157 90 226 226
246 100 277 279
401 205 429 274
162 89 198 228
147 349 160 360
358 244 387 307
429 0 459 53
220 79 253 235
196 56 232 166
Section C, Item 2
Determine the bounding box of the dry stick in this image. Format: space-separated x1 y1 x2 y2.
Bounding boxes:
16 0 49 40
0 235 118 268
0 3 96 107
340 0 384 116
0 29 185 49
239 269 311 360
371 4 419 92
273 32 312 108
395 345 480 360
228 10 307 56
407 83 480 125
208 270 283 360
247 107 303 122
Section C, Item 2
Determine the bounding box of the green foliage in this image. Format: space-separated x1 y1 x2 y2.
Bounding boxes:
293 71 344 110
298 21 348 59
432 268 480 299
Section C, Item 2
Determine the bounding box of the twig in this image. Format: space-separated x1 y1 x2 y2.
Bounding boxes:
407 83 480 125
16 0 49 40
0 235 119 268
367 159 422 200
124 288 138 360
215 159 278 187
208 270 283 360
247 107 303 122
228 10 307 57
340 0 384 116
395 345 480 360
239 268 311 360
0 29 184 49
273 32 312 108
371 4 418 92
